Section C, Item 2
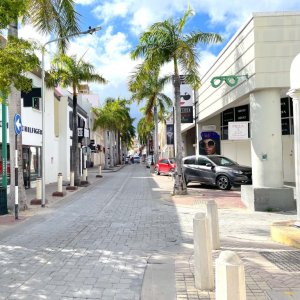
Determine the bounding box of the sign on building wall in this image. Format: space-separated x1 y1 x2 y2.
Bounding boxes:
78 128 84 137
228 122 249 140
221 104 250 140
166 124 174 145
179 75 194 123
181 106 193 123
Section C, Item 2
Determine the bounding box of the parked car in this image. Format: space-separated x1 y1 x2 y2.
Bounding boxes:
145 155 154 168
154 158 176 175
133 156 140 163
125 156 130 164
182 155 252 190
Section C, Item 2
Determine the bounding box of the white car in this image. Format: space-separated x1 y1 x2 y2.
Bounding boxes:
133 156 140 163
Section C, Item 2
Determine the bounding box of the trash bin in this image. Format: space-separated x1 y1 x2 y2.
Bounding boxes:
0 187 8 215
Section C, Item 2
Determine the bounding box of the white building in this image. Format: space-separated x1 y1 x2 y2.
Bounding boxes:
0 71 102 188
184 11 300 211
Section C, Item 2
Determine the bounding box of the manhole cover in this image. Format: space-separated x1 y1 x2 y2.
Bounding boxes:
260 251 300 272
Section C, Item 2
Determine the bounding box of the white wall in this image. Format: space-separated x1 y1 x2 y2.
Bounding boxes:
44 88 60 184
282 135 295 182
58 96 71 180
195 12 300 184
221 140 251 166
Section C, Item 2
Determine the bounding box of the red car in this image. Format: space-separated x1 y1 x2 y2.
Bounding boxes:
154 158 176 175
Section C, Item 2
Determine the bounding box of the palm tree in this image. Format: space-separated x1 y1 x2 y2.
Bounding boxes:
131 7 222 195
136 117 154 158
47 54 107 185
129 66 172 163
93 98 135 168
2 0 79 209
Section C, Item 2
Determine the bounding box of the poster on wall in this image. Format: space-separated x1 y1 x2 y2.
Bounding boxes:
199 131 220 155
228 122 248 140
166 124 174 145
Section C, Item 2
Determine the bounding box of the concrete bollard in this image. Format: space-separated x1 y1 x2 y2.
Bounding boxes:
66 171 77 190
30 177 42 205
80 168 89 186
70 171 74 186
82 168 88 181
96 165 103 178
215 251 246 300
58 173 63 193
205 200 220 250
52 173 65 197
36 177 42 200
193 212 214 290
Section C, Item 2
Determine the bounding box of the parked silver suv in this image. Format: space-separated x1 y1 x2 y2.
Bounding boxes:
182 155 252 190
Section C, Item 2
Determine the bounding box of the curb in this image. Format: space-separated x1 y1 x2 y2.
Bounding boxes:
271 220 300 249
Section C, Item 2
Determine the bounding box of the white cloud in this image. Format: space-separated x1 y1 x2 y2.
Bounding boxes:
92 1 131 24
17 0 300 126
130 7 155 34
66 26 138 103
198 51 219 78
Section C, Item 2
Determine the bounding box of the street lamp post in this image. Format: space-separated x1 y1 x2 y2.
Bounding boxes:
41 26 101 207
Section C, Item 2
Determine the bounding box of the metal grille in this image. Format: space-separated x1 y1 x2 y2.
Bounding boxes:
260 251 300 272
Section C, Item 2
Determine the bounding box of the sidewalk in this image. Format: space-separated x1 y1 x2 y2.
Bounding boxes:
0 164 125 229
1 166 300 299
150 175 300 300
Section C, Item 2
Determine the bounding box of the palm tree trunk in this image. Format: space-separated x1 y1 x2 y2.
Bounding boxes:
173 64 187 195
117 130 122 165
8 22 27 211
109 131 114 167
104 130 109 169
154 105 159 163
72 95 80 186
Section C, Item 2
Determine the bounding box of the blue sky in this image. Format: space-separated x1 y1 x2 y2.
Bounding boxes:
19 0 300 126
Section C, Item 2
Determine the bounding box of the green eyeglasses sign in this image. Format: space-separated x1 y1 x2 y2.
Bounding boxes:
210 74 248 88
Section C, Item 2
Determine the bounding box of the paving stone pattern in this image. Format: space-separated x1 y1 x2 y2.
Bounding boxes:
260 251 300 272
152 175 300 300
1 165 300 299
0 165 185 299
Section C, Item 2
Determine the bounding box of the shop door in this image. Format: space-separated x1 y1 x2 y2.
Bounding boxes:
23 148 30 189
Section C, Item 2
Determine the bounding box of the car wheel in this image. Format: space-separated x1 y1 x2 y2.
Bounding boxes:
216 175 231 190
154 167 160 175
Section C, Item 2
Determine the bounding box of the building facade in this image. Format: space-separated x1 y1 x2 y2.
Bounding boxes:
184 12 300 210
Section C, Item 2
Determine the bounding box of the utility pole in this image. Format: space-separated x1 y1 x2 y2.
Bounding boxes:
0 91 8 215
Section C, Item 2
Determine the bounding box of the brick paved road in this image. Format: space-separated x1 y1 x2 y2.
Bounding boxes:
1 164 300 300
0 164 183 300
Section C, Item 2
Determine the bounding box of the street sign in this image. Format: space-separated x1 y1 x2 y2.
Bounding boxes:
14 114 22 135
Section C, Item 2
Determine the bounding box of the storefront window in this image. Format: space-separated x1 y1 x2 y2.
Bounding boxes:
30 147 40 181
23 146 41 188
281 97 294 135
220 104 250 140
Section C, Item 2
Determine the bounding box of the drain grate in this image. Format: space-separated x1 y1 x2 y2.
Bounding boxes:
260 251 300 272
